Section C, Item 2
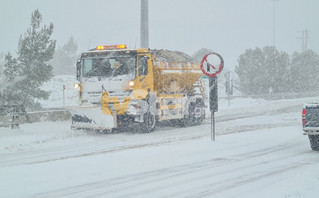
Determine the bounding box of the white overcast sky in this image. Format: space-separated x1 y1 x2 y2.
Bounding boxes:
1 0 318 70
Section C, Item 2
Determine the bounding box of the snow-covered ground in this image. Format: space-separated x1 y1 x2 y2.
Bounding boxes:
37 75 79 108
0 76 319 197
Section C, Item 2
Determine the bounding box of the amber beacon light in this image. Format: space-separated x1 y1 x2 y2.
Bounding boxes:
96 44 127 50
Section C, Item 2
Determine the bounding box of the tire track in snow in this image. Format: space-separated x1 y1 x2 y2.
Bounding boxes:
93 144 314 198
0 122 298 168
0 102 301 167
0 114 299 168
33 138 318 198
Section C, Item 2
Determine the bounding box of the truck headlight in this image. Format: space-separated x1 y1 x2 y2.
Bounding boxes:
74 83 80 89
129 81 135 88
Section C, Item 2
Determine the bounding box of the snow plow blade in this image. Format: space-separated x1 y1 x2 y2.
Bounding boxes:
66 105 117 130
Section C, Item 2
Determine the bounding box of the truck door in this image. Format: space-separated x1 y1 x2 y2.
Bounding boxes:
137 55 154 93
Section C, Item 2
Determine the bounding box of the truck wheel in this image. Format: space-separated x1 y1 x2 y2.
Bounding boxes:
140 112 156 133
194 101 205 126
309 135 319 151
179 103 195 127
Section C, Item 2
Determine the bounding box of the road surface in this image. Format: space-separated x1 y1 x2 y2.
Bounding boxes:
0 98 318 197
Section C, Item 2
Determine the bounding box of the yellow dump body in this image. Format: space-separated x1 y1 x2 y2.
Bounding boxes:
153 61 203 94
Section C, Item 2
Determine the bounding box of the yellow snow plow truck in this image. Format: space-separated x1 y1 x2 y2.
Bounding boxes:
70 44 207 132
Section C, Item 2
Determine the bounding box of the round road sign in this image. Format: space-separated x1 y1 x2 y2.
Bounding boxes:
200 52 224 77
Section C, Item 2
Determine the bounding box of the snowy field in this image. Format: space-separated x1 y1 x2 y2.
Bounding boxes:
1 76 319 197
36 75 79 108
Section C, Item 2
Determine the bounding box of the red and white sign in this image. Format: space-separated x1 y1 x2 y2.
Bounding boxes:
200 52 224 77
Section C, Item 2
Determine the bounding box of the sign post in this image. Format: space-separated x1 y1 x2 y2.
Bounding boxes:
200 52 224 141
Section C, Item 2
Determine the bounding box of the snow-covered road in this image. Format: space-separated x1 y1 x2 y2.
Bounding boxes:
0 97 318 197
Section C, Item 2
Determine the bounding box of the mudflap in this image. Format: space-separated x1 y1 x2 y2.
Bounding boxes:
66 105 117 130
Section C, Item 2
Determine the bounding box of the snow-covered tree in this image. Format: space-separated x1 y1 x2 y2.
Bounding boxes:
290 50 319 92
192 48 214 63
3 53 20 82
236 48 263 95
0 53 21 105
1 9 56 109
262 46 290 93
235 46 290 95
0 52 5 84
62 36 78 56
50 36 78 75
0 52 5 73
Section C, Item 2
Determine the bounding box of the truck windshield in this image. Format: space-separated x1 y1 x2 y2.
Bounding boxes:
81 53 136 79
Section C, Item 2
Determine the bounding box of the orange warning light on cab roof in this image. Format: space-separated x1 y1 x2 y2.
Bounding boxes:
96 46 105 50
96 44 127 50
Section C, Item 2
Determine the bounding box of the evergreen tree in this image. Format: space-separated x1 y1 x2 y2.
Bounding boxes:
3 53 20 81
0 52 4 60
1 9 55 109
0 51 5 67
62 36 78 57
0 53 21 105
50 36 78 75
0 52 5 78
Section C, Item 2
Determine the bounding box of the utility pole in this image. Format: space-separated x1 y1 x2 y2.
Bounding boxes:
297 29 309 52
140 0 149 48
304 29 309 51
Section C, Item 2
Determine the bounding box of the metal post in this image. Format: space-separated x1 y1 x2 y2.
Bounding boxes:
140 0 149 48
209 76 218 142
211 111 215 141
305 29 308 51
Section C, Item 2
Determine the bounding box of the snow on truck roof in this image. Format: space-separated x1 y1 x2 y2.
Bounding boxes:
84 48 196 64
151 49 196 64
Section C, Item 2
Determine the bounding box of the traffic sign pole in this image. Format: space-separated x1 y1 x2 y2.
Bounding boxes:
211 111 215 141
209 76 218 141
200 52 224 142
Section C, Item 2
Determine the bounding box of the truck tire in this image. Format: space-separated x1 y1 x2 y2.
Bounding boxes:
309 135 319 151
194 100 205 126
179 103 195 127
139 95 157 133
180 101 205 127
140 112 156 133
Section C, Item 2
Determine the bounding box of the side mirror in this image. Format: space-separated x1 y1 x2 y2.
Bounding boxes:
76 59 81 80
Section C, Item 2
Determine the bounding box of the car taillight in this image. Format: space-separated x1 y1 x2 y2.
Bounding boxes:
302 108 306 126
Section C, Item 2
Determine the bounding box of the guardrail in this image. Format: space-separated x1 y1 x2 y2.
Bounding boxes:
219 91 319 101
0 105 28 129
0 108 71 128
